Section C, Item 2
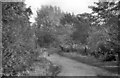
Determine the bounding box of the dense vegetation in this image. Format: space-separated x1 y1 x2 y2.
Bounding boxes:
87 1 120 61
2 0 120 76
2 2 59 76
2 2 39 76
35 1 119 62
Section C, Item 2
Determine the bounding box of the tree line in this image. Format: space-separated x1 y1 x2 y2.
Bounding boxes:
35 1 119 61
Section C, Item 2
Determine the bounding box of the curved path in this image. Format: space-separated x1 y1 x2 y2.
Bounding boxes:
46 53 116 76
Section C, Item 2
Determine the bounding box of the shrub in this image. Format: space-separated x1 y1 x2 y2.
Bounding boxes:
2 42 39 76
89 44 117 61
36 31 56 48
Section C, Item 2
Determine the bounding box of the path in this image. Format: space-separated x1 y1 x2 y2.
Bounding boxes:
46 53 116 76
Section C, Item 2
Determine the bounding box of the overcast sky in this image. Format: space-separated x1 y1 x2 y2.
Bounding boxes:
25 0 98 22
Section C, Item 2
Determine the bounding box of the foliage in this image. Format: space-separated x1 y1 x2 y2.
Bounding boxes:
2 2 39 76
87 1 120 61
36 30 56 48
35 6 65 48
72 15 90 44
60 13 90 45
35 6 64 29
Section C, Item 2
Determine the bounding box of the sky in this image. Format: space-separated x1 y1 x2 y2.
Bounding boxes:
25 0 98 22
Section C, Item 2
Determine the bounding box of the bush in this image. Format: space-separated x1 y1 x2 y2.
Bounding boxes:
36 31 56 48
2 42 39 76
89 44 117 61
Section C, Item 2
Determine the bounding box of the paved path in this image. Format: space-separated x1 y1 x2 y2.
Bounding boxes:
46 53 116 76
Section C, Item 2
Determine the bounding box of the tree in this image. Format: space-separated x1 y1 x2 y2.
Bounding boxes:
35 5 64 48
73 14 90 44
2 2 39 76
61 13 90 44
87 1 119 61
